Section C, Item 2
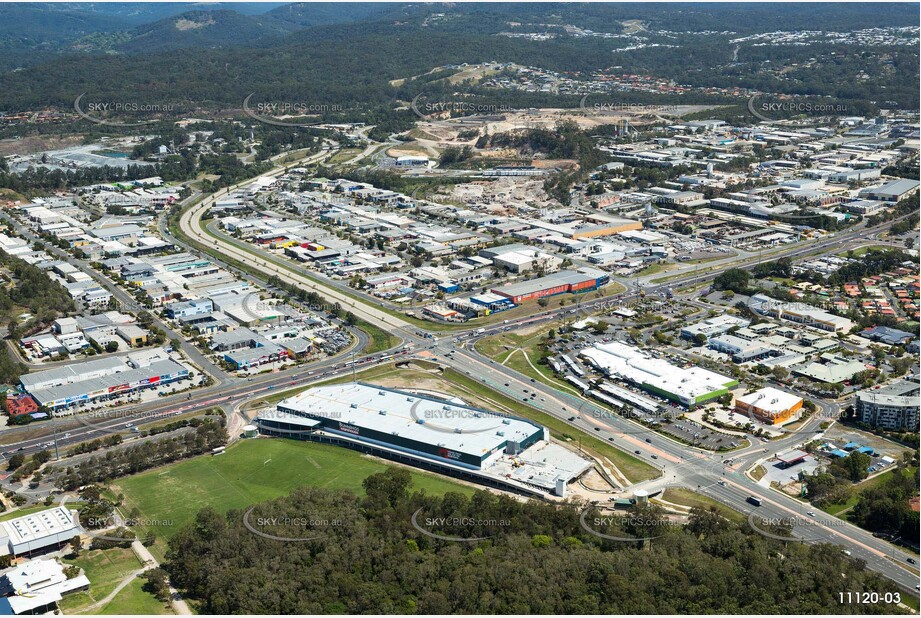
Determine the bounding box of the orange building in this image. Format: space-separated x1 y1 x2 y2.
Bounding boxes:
735 387 803 425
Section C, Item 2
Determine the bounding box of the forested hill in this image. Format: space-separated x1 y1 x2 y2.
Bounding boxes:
164 468 908 615
0 3 916 115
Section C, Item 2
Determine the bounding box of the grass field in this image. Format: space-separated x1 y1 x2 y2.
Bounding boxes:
750 465 767 482
59 548 145 613
837 245 890 258
97 578 173 615
114 438 474 547
900 590 920 611
474 331 581 396
325 148 364 165
637 262 672 277
660 487 745 524
358 316 402 354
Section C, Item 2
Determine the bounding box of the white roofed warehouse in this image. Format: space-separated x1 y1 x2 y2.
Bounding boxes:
580 341 738 407
0 507 83 558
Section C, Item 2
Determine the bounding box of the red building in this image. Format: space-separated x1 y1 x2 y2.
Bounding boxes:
6 394 39 416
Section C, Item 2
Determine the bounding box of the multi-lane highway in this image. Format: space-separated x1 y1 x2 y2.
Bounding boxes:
6 144 915 594
172 149 921 591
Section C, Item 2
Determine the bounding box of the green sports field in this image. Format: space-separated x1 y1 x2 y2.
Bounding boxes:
114 438 474 544
98 579 173 615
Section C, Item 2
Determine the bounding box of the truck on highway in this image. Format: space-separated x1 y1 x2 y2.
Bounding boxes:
475 328 485 335
746 496 762 507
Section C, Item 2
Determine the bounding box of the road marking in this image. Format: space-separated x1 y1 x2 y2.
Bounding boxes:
722 477 907 566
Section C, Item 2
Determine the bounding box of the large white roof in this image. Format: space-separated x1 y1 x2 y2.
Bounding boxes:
276 383 542 459
0 507 81 550
581 342 734 402
736 387 803 413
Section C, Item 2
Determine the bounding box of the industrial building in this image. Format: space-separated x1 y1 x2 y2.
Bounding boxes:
19 353 189 409
395 155 430 167
857 326 916 347
749 294 854 333
0 507 82 558
580 341 738 407
680 315 750 341
491 269 609 304
856 379 920 431
859 178 919 202
257 383 591 496
735 387 803 425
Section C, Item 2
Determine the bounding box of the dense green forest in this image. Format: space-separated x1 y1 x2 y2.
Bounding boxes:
164 467 908 614
0 3 916 124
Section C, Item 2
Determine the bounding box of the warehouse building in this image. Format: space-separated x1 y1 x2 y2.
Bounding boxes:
258 383 591 496
680 315 750 341
856 379 920 431
395 155 430 167
735 387 803 425
0 507 82 558
491 269 609 304
20 354 189 410
749 294 854 333
859 178 919 202
580 341 737 407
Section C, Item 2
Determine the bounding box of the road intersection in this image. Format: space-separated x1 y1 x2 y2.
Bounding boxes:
5 146 916 594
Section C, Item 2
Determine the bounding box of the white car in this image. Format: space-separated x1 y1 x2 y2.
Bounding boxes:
806 511 816 517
